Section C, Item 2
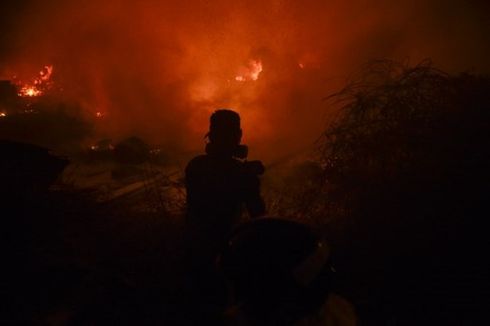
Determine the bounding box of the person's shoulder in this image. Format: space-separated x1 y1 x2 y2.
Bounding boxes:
187 154 209 165
186 154 245 171
185 154 210 172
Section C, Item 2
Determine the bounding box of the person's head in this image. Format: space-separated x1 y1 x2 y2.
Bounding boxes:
206 109 243 156
220 218 334 324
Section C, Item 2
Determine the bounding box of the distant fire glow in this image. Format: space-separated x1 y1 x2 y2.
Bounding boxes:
17 65 54 98
235 59 263 82
2 0 486 161
19 86 42 97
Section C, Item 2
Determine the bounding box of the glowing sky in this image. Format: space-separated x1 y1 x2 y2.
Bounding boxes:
1 0 489 160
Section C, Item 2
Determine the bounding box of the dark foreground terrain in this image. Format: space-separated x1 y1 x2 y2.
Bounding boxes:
2 62 489 325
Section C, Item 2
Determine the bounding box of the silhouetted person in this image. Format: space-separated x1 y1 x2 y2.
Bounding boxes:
185 109 265 256
220 218 357 326
183 109 265 323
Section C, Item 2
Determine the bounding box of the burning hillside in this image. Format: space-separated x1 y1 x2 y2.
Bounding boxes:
1 0 488 161
0 1 489 325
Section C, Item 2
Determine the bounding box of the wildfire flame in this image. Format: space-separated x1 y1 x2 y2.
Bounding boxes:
19 86 42 97
235 59 263 82
17 65 54 97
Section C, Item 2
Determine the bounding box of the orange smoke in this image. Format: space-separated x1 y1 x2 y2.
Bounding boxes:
1 0 489 160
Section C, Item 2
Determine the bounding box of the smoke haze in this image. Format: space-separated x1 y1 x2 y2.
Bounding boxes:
1 0 489 160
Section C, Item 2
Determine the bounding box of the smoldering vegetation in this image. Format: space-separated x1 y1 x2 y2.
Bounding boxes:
1 60 489 325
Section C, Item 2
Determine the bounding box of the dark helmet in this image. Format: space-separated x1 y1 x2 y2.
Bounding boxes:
219 218 334 322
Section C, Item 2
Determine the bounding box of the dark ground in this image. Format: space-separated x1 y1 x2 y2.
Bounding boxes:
2 62 489 325
1 143 487 326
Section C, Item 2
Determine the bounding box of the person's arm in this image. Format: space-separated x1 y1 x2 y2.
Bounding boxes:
244 174 266 218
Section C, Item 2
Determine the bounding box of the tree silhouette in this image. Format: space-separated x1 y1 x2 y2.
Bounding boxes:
317 60 489 324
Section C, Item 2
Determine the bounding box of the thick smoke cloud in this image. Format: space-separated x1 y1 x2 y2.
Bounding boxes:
1 0 489 160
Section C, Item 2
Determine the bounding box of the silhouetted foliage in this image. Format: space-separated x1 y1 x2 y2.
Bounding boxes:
263 160 327 222
0 140 68 193
319 60 489 221
317 60 489 323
